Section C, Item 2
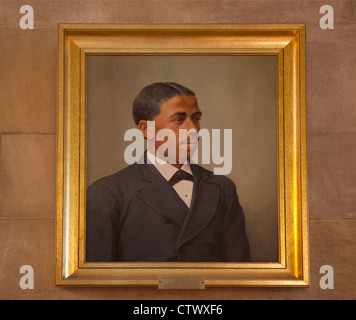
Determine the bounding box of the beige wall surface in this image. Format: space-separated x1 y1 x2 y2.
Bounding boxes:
1 0 356 299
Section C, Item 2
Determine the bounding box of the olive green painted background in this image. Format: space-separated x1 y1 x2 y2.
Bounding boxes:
86 55 278 263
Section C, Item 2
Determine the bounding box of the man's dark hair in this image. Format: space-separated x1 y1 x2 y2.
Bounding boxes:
132 82 195 125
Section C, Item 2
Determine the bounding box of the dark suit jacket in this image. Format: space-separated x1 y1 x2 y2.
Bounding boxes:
86 155 251 262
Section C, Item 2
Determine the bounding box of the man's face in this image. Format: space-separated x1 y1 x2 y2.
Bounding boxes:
151 95 202 163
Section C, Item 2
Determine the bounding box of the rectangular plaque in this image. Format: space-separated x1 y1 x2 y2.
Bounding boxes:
158 276 205 289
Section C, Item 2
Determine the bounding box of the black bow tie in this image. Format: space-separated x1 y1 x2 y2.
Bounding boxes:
168 170 194 186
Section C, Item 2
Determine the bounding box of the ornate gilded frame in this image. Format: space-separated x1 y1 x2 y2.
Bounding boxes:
56 24 308 287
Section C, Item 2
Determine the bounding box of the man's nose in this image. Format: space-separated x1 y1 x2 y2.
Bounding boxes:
186 128 199 143
184 118 199 131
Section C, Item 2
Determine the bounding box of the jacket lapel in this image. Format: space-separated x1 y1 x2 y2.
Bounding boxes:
135 152 220 246
135 161 189 227
177 164 220 250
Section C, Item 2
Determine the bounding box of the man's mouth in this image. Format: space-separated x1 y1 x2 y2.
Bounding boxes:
179 136 199 147
180 141 198 148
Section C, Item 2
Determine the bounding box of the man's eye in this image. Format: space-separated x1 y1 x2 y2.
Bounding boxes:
175 118 184 124
193 117 201 122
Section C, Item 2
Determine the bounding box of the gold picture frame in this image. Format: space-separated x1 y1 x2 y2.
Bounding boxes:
56 24 308 287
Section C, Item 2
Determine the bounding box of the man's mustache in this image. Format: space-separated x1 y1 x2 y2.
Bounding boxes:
179 132 199 146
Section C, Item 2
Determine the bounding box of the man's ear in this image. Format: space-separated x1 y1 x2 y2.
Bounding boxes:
137 120 148 139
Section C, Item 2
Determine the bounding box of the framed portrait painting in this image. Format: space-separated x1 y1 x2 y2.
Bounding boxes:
56 24 309 287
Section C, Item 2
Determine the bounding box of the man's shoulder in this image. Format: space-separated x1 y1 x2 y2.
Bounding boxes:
192 164 236 189
87 163 140 191
193 165 240 204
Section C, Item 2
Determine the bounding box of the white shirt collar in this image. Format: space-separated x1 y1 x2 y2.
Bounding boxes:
146 150 193 181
